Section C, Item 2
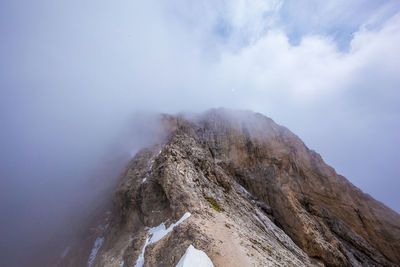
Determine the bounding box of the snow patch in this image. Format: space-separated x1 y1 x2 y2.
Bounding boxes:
176 245 214 267
60 246 70 259
140 148 163 183
134 212 191 267
98 223 109 231
141 164 152 183
239 184 252 196
87 237 104 267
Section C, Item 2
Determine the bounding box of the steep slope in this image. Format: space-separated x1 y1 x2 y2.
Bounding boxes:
59 108 400 267
193 109 400 266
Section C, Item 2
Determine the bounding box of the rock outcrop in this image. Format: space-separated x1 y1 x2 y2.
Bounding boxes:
59 108 400 267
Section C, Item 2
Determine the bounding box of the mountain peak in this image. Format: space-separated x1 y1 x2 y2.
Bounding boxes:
59 109 400 267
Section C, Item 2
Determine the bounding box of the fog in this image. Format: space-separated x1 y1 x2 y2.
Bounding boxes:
1 0 399 265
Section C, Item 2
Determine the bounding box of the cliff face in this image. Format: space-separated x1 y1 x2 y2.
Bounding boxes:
59 108 400 267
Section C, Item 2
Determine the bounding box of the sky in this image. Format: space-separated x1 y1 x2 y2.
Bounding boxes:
0 0 399 264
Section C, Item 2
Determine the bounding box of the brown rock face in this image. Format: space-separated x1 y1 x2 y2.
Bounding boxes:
60 108 400 267
195 109 400 266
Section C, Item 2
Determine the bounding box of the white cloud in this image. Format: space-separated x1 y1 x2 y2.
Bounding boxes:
209 11 400 107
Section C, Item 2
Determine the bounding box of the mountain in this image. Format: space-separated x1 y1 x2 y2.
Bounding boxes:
58 108 400 267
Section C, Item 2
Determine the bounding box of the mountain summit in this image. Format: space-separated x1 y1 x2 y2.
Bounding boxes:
60 108 400 267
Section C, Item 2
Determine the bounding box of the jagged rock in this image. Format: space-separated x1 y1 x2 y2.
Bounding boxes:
60 108 400 267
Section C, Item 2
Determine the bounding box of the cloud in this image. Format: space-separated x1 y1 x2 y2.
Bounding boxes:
0 0 399 265
213 11 400 102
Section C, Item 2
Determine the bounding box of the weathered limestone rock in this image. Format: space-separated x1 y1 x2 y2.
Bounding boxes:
60 108 400 267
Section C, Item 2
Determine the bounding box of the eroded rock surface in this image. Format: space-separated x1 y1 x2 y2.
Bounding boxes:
60 108 400 267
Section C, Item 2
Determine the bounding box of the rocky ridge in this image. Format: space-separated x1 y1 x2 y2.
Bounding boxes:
59 108 400 267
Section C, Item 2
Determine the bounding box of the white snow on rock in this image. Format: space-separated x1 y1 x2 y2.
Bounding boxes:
140 148 163 183
176 245 214 267
98 223 109 231
87 237 104 267
141 164 152 183
60 246 70 259
134 212 191 267
239 184 252 196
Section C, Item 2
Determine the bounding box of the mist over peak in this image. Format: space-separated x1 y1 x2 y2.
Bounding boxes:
1 0 399 265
